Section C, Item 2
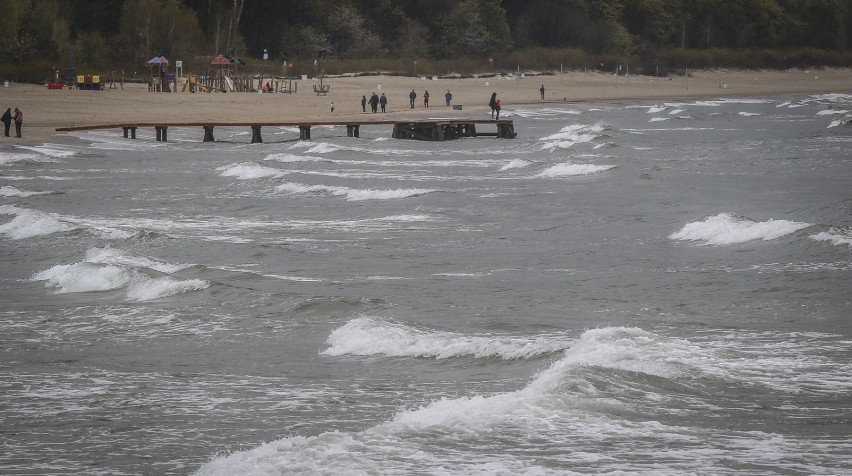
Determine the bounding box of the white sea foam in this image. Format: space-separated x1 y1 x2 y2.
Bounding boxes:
649 117 670 122
670 212 811 245
0 151 41 166
0 204 76 239
31 247 206 300
826 116 851 128
739 112 761 117
499 159 530 171
321 316 570 359
535 162 616 178
263 153 326 163
538 122 609 150
16 145 77 158
217 163 289 180
0 185 51 197
647 105 668 114
810 227 852 248
816 109 849 115
275 182 436 201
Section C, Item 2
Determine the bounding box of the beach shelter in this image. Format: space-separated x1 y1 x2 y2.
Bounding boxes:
145 56 171 92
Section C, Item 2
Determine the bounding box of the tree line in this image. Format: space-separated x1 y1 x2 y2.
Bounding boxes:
2 0 850 80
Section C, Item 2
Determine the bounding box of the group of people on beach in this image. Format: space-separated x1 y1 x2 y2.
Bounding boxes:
1 107 23 138
354 89 506 117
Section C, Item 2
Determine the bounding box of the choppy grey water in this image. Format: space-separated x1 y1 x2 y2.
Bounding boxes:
1 94 851 475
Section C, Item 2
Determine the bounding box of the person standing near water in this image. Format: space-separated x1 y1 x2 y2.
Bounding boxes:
370 92 379 113
409 89 416 108
540 83 545 100
423 90 430 108
361 95 367 112
379 93 387 113
1 108 11 137
13 108 22 138
495 98 502 119
488 92 497 119
445 90 452 107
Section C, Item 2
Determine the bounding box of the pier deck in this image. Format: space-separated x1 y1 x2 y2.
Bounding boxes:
55 119 516 143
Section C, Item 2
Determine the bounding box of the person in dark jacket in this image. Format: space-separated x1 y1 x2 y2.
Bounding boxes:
488 92 497 119
409 89 416 108
445 90 452 107
1 108 11 137
379 93 387 113
423 90 430 108
13 108 22 138
369 93 379 113
361 95 367 112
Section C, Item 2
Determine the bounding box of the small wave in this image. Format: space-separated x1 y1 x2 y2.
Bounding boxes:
649 117 670 122
31 247 205 300
275 182 436 201
538 123 609 149
0 185 52 197
321 316 570 359
738 112 761 117
263 153 326 163
0 151 44 166
0 204 77 239
125 275 210 301
827 116 851 128
217 163 289 180
816 109 849 116
16 145 77 158
810 227 852 248
670 212 811 245
535 163 615 178
499 159 530 171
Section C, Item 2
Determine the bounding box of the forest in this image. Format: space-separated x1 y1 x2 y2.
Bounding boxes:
1 0 851 81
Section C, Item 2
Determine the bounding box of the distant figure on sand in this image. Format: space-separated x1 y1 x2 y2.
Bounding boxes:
1 108 11 137
409 89 416 108
361 95 367 112
489 92 497 119
379 93 387 113
495 99 502 119
370 93 379 113
445 90 452 107
540 83 545 100
330 101 335 112
424 90 430 108
13 108 22 138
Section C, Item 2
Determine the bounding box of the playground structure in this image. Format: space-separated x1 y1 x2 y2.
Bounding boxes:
146 56 173 92
76 75 105 90
181 54 297 93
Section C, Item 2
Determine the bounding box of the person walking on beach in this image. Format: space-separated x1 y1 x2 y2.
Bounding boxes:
330 101 335 112
540 83 545 100
13 108 22 138
409 89 416 108
423 90 430 108
361 95 367 113
495 98 502 120
379 93 387 113
489 92 497 119
1 108 11 137
369 92 379 113
445 90 452 107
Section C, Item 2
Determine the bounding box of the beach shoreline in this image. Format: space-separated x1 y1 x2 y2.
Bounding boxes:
1 68 850 145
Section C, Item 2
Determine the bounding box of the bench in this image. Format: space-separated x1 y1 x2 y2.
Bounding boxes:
313 84 330 95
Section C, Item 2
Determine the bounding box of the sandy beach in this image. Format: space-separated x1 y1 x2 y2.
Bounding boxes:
1 68 850 144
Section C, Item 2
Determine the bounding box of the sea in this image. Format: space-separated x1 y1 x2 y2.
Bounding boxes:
1 93 851 475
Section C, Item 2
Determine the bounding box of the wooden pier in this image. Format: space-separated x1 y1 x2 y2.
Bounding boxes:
55 119 516 143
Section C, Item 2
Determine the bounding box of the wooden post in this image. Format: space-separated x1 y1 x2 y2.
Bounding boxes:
251 125 263 143
203 126 215 142
155 126 168 141
346 124 360 138
299 125 311 140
